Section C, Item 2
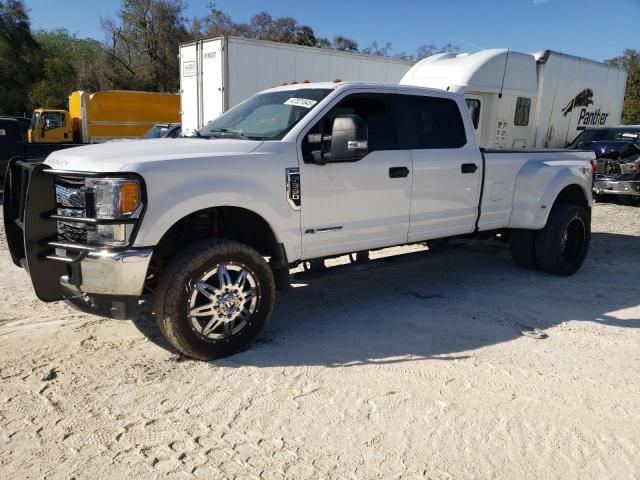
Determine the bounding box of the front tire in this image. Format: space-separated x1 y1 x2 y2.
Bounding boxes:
154 240 275 360
535 204 590 276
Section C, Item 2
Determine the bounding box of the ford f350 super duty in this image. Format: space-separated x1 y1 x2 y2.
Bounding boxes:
3 82 596 360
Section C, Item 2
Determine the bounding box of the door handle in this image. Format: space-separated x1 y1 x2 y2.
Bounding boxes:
461 163 478 174
389 166 410 178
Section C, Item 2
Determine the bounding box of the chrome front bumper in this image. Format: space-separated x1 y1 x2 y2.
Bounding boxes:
594 179 640 196
59 247 153 296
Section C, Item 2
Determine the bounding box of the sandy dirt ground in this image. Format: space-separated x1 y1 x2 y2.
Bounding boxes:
0 201 639 479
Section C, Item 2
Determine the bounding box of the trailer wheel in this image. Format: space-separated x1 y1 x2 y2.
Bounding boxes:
535 205 590 276
154 239 275 360
509 229 538 269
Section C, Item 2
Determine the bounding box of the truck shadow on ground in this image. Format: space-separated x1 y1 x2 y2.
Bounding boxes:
132 231 640 367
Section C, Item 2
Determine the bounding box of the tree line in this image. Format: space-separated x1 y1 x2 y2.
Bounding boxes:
0 0 459 114
0 0 638 124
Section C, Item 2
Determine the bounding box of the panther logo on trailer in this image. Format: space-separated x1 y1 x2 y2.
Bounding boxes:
561 89 594 117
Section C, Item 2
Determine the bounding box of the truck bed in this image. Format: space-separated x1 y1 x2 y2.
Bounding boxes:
478 148 594 232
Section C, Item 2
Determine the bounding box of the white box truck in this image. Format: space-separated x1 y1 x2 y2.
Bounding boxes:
400 49 627 149
179 36 413 133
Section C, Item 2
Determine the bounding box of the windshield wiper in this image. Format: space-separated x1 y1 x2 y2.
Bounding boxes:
205 128 254 140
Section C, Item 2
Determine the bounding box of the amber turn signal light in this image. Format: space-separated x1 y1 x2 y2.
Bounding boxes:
119 182 140 215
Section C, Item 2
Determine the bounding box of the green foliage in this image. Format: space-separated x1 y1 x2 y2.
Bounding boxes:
606 49 640 125
0 0 467 115
28 56 75 109
27 29 104 109
0 0 40 115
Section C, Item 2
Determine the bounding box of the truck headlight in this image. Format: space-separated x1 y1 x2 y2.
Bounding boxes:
86 178 141 219
54 176 144 248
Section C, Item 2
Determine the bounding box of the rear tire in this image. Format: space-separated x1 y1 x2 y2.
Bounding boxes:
509 229 538 269
154 239 275 360
535 204 590 276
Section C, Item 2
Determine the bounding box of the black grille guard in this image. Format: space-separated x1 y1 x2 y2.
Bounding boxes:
3 158 145 302
4 158 68 301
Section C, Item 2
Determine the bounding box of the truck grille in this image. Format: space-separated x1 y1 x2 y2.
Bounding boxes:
57 219 88 244
54 177 90 244
596 158 623 176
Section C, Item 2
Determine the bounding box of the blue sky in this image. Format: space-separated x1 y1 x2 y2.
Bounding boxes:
26 0 639 61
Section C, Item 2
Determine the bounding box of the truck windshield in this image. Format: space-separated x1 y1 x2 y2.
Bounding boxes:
29 111 40 130
198 88 332 140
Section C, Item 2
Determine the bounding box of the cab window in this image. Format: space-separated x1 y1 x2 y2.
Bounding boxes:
302 93 400 162
29 111 40 130
42 112 66 131
514 97 531 126
401 95 467 149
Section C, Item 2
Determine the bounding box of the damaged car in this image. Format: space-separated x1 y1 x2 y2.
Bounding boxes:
567 126 640 205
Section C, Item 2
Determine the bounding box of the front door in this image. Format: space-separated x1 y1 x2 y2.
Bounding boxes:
298 92 412 259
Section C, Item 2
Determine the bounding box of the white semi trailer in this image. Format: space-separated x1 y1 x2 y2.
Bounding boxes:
400 49 627 149
179 36 413 134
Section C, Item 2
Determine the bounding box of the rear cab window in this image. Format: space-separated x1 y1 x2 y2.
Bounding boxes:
400 94 467 149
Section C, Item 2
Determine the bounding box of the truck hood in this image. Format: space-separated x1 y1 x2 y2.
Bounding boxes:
44 138 263 172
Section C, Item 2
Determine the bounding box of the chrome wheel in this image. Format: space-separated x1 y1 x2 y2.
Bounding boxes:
188 263 260 341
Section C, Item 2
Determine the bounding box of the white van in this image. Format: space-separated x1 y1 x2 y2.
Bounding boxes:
400 49 627 149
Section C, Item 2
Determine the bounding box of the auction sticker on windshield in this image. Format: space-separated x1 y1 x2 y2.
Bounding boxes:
284 98 318 109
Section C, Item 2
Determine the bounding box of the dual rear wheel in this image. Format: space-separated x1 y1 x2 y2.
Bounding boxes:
509 204 590 276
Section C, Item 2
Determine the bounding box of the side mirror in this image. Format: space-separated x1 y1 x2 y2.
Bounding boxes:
327 115 368 162
308 115 368 164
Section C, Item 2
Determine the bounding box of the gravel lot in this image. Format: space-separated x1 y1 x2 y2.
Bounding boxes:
1 201 639 479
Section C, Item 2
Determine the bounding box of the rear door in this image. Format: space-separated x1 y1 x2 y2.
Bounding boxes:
200 38 224 126
400 93 483 240
179 43 199 134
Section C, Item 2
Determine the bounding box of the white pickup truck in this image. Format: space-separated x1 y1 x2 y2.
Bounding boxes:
4 82 596 360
